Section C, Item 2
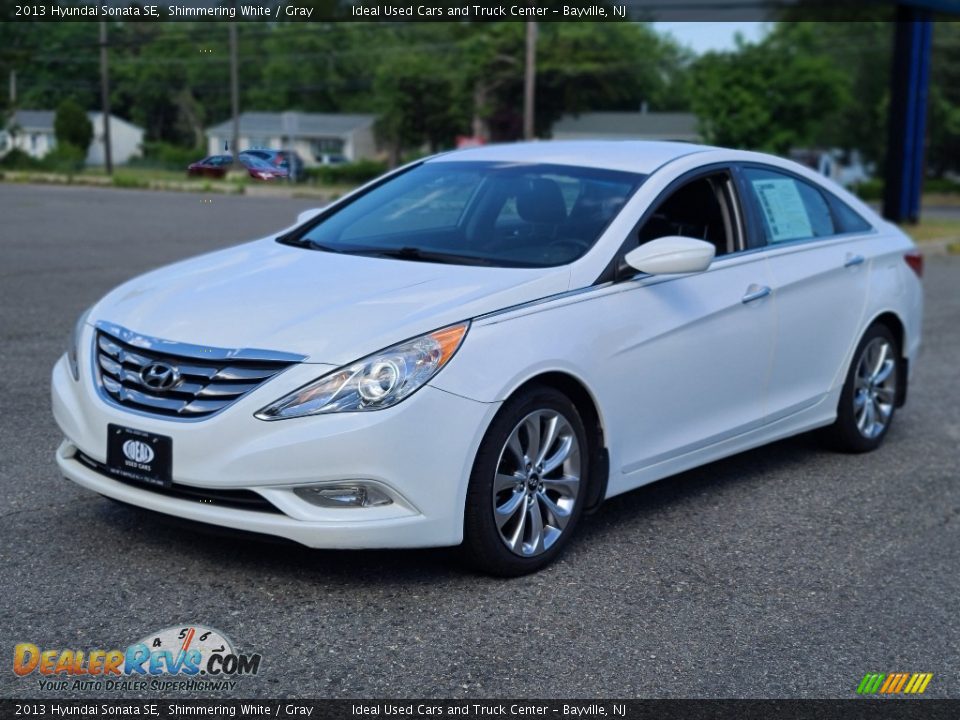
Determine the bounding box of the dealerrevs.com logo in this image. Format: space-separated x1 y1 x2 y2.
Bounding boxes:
13 625 261 692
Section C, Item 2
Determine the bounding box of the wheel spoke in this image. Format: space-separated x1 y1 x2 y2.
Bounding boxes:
507 498 527 551
536 415 560 466
871 342 889 378
525 499 544 556
875 386 896 403
872 358 895 386
523 415 541 464
494 472 524 493
495 490 525 530
506 432 525 465
537 491 571 530
541 435 573 475
860 399 876 434
876 400 893 420
854 390 868 411
541 474 579 499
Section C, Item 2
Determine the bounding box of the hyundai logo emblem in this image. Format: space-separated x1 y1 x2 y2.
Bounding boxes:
122 439 155 464
140 362 180 391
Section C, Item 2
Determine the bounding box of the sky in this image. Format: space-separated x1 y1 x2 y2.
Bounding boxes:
653 22 770 54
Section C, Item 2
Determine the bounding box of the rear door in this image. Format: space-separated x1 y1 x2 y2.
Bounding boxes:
737 165 875 423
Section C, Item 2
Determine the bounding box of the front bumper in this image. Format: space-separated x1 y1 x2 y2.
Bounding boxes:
52 345 499 549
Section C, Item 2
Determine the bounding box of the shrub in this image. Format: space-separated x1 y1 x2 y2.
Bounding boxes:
128 141 206 171
41 143 86 174
303 159 388 186
54 100 93 153
0 148 42 170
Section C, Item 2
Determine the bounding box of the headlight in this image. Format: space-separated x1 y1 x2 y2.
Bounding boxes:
67 307 92 381
256 322 469 420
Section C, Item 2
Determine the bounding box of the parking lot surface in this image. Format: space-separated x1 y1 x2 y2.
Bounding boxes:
1 183 958 699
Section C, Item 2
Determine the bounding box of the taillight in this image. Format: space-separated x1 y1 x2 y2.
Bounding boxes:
904 250 923 279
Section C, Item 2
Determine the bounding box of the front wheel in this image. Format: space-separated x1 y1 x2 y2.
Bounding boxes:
824 323 900 453
463 387 589 576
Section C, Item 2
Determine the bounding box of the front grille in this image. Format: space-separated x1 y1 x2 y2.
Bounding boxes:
94 325 298 419
75 451 283 514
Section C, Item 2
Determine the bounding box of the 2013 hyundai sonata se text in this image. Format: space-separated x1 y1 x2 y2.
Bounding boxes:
52 141 924 575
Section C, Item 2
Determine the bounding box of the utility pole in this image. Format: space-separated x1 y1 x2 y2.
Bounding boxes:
8 69 15 105
523 21 537 141
99 21 113 174
229 17 240 168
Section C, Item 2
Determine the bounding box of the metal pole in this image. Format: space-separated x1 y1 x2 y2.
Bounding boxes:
229 18 240 168
882 7 932 223
9 69 15 105
523 21 537 141
99 21 113 175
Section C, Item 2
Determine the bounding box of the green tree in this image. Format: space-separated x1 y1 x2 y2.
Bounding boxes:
54 98 93 152
690 24 847 154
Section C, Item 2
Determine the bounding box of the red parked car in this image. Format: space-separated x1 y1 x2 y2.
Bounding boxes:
187 155 289 181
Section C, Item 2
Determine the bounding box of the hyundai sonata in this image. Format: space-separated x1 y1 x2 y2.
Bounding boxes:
52 141 923 575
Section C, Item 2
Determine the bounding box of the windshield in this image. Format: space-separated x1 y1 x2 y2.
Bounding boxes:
283 161 644 268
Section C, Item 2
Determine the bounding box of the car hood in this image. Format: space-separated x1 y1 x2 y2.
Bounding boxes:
90 239 570 364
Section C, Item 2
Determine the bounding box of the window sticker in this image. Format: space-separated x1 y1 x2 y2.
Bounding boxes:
751 178 813 242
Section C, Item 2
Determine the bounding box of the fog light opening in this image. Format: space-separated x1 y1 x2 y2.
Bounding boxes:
294 483 393 508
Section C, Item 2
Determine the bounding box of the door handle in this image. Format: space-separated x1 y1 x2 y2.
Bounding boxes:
741 284 771 304
844 253 865 268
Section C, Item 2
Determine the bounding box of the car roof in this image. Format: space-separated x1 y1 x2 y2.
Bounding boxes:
426 140 716 175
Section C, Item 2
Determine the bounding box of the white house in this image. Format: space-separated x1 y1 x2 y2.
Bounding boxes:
551 111 701 143
0 109 144 166
205 112 377 165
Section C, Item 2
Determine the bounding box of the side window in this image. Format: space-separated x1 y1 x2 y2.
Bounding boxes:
636 173 739 257
830 196 873 234
743 167 837 244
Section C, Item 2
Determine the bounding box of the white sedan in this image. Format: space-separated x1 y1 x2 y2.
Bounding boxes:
52 141 923 575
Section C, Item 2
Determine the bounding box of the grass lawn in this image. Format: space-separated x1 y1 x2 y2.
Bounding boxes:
899 217 960 243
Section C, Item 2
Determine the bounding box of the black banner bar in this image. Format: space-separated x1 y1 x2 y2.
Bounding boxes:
3 700 960 720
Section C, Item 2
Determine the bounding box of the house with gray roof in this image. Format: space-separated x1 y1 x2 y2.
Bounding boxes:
551 111 700 143
205 112 378 165
1 109 144 165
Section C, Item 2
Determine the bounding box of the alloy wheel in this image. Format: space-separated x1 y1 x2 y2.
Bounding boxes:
853 337 897 439
492 410 581 557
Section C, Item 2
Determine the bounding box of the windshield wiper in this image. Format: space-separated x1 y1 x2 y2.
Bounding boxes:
348 246 493 266
277 234 343 253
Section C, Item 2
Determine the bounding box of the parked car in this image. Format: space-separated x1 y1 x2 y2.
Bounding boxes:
187 154 289 181
240 149 305 182
54 141 923 576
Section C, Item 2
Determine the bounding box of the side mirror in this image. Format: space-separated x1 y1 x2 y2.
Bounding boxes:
623 236 715 275
297 207 325 225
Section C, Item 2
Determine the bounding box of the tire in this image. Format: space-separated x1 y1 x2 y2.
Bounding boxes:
462 386 590 577
824 323 900 453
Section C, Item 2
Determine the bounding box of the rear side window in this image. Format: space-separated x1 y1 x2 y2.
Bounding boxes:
743 167 873 245
830 197 873 233
743 167 835 243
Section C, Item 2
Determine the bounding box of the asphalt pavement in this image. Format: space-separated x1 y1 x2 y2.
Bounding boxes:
1 183 958 699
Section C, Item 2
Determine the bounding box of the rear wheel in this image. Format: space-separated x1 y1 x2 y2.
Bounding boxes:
463 387 589 576
824 324 900 453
